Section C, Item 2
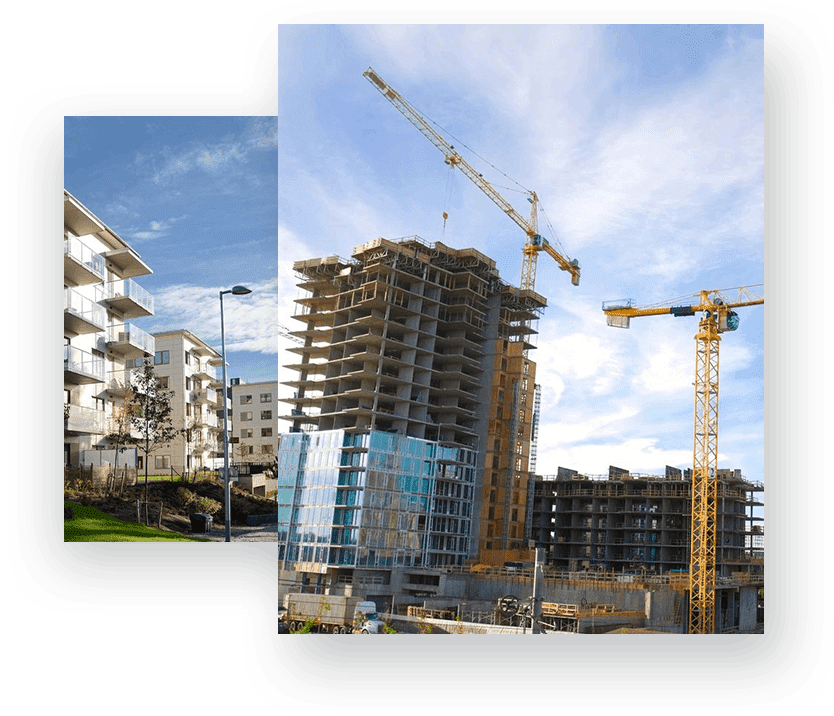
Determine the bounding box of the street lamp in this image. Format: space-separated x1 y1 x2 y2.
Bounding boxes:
220 284 252 542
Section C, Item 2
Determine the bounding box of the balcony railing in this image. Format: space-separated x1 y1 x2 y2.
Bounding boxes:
106 323 155 357
64 287 106 334
65 404 108 434
64 236 105 284
106 367 141 395
102 279 154 317
64 345 105 383
191 388 218 404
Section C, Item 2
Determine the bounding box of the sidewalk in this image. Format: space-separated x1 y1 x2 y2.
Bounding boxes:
197 523 280 542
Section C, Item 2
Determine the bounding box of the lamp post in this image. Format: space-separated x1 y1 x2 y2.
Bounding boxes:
219 284 252 542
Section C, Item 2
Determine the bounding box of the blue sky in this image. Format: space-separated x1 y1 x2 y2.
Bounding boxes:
65 116 278 383
278 24 764 488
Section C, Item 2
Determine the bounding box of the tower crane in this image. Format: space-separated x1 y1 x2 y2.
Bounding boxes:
602 285 763 634
363 67 580 291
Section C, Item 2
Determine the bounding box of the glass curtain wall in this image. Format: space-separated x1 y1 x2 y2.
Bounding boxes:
275 429 476 569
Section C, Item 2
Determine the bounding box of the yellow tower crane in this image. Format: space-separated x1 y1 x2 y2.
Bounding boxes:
602 285 763 634
363 67 580 291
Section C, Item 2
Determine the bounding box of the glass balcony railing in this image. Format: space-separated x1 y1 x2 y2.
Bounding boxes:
64 344 105 382
104 279 154 315
106 323 155 356
64 236 105 282
65 404 109 434
64 287 106 331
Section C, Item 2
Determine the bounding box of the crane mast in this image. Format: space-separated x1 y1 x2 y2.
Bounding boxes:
603 286 763 634
363 67 580 289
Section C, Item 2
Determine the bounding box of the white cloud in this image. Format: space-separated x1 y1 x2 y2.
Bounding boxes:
149 277 280 358
150 117 278 185
128 214 189 243
536 436 693 477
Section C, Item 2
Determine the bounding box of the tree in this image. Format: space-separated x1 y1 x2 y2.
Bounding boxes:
107 359 178 522
106 399 138 496
181 416 202 483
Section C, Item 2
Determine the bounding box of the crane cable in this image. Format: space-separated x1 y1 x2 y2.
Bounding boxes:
410 91 576 264
441 161 455 239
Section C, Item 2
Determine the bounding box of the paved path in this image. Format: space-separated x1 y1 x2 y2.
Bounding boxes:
197 523 280 542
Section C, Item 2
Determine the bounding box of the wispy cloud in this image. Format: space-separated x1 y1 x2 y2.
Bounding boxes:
149 277 280 358
146 120 276 187
127 214 189 243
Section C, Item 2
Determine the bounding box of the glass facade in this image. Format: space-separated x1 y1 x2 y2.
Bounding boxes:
275 429 477 569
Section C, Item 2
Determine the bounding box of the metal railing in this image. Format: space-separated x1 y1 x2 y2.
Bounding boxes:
64 236 105 278
64 287 106 329
64 345 105 381
104 278 154 314
107 323 155 355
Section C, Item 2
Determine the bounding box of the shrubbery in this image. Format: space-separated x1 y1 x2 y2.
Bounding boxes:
176 487 222 515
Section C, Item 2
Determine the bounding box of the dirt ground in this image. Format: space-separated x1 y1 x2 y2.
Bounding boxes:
64 478 278 537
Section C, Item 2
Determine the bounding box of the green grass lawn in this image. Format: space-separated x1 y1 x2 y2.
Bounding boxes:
64 502 213 542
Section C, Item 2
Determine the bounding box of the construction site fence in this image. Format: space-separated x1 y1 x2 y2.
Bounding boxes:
447 565 763 588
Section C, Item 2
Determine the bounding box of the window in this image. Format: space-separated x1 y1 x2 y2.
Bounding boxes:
93 397 105 411
185 376 191 391
260 393 272 403
241 428 253 439
154 350 169 365
154 455 171 469
157 376 169 389
240 394 252 404
184 351 191 365
261 427 273 437
240 411 253 421
261 444 273 454
261 410 272 420
186 403 191 417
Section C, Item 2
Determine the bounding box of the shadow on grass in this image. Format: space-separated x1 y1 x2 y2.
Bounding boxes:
64 502 213 543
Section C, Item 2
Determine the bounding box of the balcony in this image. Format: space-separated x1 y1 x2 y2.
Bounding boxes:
64 287 106 335
64 236 105 286
191 388 218 405
101 279 154 319
192 363 217 382
64 345 105 384
65 404 108 435
106 367 141 396
101 246 152 279
106 323 155 359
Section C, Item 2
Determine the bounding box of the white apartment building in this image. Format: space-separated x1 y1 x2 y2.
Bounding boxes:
148 330 223 475
64 190 155 466
229 379 280 463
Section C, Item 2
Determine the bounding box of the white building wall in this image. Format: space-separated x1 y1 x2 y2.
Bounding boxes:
64 190 155 466
149 331 222 475
230 380 280 463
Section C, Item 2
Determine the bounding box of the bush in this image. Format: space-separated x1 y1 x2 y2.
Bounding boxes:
176 487 221 515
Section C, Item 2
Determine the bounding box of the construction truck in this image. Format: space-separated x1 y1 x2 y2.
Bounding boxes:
283 593 386 634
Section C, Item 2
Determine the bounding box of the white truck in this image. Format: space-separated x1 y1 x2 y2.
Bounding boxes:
283 593 386 634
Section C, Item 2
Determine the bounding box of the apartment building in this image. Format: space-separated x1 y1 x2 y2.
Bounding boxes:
64 190 155 466
229 379 281 462
147 330 223 475
279 236 546 575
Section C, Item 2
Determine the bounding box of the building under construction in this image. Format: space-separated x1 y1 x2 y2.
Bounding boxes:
530 466 764 578
280 236 543 569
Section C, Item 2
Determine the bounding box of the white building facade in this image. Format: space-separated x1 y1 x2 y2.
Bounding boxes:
229 379 281 463
64 190 155 466
147 330 223 475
